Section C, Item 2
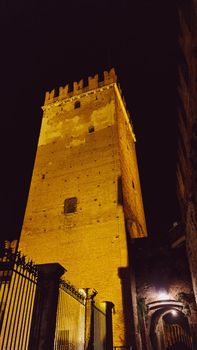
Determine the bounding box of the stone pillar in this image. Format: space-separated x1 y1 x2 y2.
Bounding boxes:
105 301 114 350
84 288 97 350
29 263 65 350
118 266 142 350
129 259 143 350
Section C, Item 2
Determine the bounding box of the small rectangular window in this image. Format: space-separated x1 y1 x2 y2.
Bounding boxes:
88 126 95 133
64 197 77 214
74 101 80 109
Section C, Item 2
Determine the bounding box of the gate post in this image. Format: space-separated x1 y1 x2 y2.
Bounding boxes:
29 263 65 350
84 288 97 350
105 301 114 350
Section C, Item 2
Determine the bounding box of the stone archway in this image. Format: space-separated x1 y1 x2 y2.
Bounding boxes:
147 300 193 350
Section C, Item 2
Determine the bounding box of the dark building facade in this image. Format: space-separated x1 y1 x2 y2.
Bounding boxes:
134 232 197 350
176 0 197 303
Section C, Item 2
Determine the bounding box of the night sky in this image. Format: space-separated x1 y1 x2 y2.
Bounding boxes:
1 0 180 242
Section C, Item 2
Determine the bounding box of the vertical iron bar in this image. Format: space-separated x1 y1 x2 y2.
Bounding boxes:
0 271 9 330
1 264 18 349
54 284 58 349
19 271 36 349
0 266 13 332
60 290 63 350
9 268 24 349
13 266 29 350
25 274 37 349
6 263 25 350
57 288 61 350
0 244 18 335
0 251 38 350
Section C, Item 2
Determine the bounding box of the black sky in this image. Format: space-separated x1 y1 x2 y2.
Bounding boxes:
1 0 180 242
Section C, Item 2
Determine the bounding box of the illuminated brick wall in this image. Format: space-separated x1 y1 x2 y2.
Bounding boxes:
19 69 147 347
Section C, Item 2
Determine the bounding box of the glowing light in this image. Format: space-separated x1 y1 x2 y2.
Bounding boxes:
78 289 86 297
171 310 178 316
158 291 170 300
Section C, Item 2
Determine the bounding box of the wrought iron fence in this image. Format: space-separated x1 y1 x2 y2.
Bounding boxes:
0 244 113 350
54 279 86 350
0 247 38 350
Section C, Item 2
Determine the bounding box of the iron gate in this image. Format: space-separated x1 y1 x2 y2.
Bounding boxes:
0 247 38 350
54 279 86 350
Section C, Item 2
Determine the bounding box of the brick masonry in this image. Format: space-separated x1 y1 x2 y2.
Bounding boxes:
19 69 147 347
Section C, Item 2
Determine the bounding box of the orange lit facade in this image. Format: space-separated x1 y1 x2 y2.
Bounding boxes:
19 68 147 347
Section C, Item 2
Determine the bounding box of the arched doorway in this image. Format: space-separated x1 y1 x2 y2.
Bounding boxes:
162 310 192 349
147 300 192 350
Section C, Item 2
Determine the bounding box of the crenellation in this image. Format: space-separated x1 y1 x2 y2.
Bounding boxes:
104 68 117 85
59 84 69 99
44 89 55 105
50 89 55 99
73 79 83 94
88 74 99 90
44 91 50 105
44 68 117 105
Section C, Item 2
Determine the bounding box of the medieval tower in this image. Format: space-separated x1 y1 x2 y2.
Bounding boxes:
19 68 147 347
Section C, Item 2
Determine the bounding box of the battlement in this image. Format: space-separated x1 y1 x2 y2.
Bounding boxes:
44 68 117 105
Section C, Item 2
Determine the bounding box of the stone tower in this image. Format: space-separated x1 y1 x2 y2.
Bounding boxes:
19 68 147 347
